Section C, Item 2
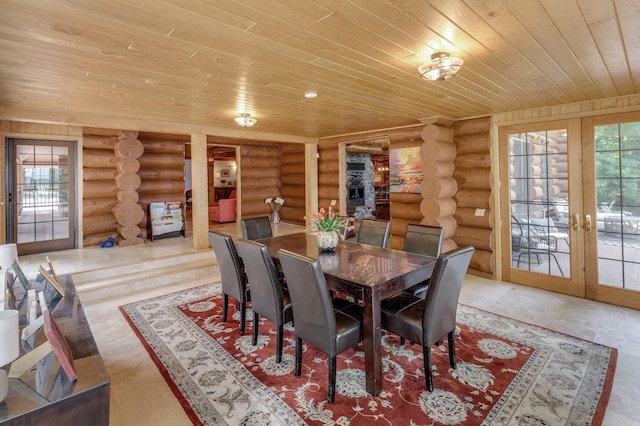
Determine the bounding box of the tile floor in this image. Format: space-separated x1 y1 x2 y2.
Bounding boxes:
15 222 640 425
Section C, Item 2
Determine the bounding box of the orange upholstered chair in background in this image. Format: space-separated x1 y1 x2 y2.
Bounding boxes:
209 190 236 209
209 198 236 223
209 191 237 223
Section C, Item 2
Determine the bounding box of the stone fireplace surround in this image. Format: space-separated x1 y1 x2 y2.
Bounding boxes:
346 153 375 216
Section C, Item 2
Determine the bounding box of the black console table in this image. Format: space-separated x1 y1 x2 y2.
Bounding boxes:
1 275 110 425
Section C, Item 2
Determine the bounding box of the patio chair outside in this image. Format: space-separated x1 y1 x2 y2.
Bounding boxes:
511 215 564 276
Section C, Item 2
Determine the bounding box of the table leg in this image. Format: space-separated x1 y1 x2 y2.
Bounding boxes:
362 286 382 396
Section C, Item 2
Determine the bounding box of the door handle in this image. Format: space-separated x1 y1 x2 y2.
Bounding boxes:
584 214 593 232
572 213 580 231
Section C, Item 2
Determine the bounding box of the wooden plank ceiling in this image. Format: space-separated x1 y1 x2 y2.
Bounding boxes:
0 0 638 140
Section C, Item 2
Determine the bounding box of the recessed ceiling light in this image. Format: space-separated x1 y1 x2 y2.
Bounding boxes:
304 91 317 99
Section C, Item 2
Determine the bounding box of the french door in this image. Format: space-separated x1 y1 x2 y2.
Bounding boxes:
583 112 640 309
500 120 583 297
5 139 76 255
500 112 640 309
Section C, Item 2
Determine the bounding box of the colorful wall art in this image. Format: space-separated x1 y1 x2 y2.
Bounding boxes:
389 147 423 193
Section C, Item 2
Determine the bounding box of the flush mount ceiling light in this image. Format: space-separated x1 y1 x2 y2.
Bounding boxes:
234 113 257 127
418 52 464 81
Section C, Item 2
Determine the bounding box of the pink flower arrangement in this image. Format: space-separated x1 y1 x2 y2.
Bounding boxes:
304 206 354 238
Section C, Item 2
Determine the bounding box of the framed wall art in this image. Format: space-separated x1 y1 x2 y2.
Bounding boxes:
389 146 423 193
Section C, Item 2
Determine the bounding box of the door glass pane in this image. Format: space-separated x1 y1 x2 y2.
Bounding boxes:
15 144 71 244
509 129 570 277
595 122 640 290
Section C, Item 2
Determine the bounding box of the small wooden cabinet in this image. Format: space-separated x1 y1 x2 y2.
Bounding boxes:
372 154 390 220
372 156 389 202
375 201 390 220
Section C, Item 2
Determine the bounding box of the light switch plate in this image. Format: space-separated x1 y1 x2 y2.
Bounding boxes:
475 208 485 216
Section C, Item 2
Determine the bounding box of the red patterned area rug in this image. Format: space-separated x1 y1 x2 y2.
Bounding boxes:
120 283 616 425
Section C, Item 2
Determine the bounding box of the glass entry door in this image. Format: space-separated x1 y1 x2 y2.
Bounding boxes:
500 121 583 297
6 139 76 255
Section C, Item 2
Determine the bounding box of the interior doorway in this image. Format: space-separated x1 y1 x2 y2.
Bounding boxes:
209 146 237 203
207 145 237 224
344 139 389 220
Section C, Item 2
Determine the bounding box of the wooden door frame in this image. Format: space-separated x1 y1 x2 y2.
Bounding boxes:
1 134 6 243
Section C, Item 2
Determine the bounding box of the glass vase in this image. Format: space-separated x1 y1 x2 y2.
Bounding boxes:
317 231 340 251
272 210 280 224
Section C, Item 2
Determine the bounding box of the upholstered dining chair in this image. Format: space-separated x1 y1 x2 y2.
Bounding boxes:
380 245 475 392
278 249 364 404
208 231 250 335
241 216 273 240
236 239 293 363
401 224 444 298
356 218 391 248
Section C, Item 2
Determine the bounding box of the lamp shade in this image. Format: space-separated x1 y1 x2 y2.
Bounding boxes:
0 244 18 272
0 310 19 366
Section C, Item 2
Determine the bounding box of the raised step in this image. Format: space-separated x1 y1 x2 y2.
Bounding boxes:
73 251 217 303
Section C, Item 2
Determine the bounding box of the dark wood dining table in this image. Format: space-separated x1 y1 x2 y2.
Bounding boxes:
256 232 437 396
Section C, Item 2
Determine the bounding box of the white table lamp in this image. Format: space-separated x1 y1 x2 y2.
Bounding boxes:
1 269 5 308
0 309 19 402
0 244 18 272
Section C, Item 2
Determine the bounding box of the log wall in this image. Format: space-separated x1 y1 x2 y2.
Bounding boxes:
279 143 306 225
1 121 83 137
82 129 119 247
316 142 340 211
137 133 188 240
451 116 493 278
113 130 144 247
239 145 281 218
418 125 458 253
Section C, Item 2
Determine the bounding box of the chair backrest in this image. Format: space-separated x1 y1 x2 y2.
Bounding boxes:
421 246 475 346
278 249 338 356
208 231 247 303
241 216 273 240
529 217 559 233
510 215 523 251
356 219 390 248
403 224 444 257
236 239 284 322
